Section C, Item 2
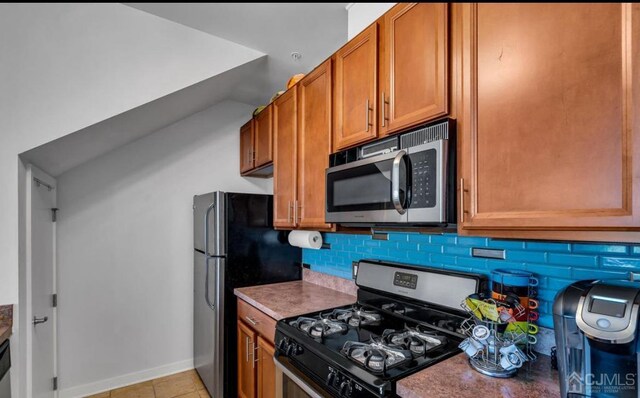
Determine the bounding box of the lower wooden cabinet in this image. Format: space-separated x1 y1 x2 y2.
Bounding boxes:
237 321 257 398
256 336 276 398
237 299 277 398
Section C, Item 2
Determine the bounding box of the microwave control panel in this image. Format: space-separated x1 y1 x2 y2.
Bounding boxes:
409 149 437 209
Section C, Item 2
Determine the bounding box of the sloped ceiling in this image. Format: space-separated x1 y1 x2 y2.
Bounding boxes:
20 3 348 176
20 58 266 176
124 3 349 105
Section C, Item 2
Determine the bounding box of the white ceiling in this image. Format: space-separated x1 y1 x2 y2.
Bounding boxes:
125 3 349 105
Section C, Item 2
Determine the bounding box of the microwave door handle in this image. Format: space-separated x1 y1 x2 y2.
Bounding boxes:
391 150 407 215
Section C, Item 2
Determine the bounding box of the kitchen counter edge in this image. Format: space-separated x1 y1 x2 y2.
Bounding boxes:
397 353 559 398
234 280 356 321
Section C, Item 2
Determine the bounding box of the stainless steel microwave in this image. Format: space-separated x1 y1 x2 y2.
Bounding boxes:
325 119 456 226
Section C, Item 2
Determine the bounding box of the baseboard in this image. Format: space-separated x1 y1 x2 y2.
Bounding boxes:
57 358 193 398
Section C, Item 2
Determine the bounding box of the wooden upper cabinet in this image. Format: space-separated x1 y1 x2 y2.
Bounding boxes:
334 23 378 151
256 336 275 398
457 3 640 240
237 321 256 398
298 59 333 229
254 105 273 168
240 120 254 174
380 3 448 135
273 87 297 229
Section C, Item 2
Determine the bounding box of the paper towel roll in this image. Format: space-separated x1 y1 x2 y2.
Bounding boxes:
288 230 323 250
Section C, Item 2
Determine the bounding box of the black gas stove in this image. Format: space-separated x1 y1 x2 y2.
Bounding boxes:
274 260 487 397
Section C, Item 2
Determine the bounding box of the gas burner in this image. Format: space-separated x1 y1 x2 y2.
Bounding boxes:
381 325 447 357
341 341 413 373
349 307 383 327
323 306 383 327
436 319 461 333
290 316 348 338
325 308 353 322
381 302 413 315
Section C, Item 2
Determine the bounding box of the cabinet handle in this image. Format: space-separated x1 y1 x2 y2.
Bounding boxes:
365 99 369 132
381 92 388 127
254 344 260 366
244 316 258 326
287 201 292 224
245 337 249 362
249 340 256 369
460 178 469 223
293 200 298 226
297 202 302 224
365 99 372 132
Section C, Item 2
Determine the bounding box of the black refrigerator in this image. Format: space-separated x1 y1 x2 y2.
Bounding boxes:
193 192 301 398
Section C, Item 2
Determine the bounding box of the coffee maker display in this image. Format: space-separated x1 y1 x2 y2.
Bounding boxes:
554 280 640 397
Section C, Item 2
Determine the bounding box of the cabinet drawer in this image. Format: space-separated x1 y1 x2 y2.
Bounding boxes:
238 299 277 344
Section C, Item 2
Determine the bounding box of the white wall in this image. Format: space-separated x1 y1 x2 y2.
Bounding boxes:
0 3 263 305
55 100 270 396
346 3 396 40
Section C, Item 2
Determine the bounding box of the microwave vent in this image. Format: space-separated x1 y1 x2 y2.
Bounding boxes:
400 121 449 149
360 137 399 159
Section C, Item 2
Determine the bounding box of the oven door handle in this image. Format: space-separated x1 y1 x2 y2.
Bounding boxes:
391 150 408 215
274 356 326 398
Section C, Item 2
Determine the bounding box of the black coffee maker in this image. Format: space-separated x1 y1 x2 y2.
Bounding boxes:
554 280 640 397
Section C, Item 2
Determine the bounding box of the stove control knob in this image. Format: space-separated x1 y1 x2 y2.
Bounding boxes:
278 338 289 352
339 380 353 397
326 370 338 386
286 342 296 357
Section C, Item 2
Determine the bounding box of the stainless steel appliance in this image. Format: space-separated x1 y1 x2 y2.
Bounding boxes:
193 192 301 398
0 340 10 398
274 259 486 397
554 280 640 397
325 119 455 226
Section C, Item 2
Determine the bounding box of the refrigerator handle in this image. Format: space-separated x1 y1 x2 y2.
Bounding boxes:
205 258 216 310
204 202 215 256
204 201 216 310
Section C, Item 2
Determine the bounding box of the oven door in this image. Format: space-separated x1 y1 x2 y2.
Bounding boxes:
274 356 331 398
325 149 410 224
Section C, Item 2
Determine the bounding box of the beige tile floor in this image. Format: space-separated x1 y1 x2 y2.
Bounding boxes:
86 370 210 398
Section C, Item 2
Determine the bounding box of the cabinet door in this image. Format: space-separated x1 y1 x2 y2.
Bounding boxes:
254 105 273 168
457 3 640 241
334 23 378 150
273 87 298 229
237 321 256 398
256 336 276 398
240 120 254 174
298 59 333 230
381 3 448 135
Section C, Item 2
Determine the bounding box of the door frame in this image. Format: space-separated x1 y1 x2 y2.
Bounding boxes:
20 164 58 398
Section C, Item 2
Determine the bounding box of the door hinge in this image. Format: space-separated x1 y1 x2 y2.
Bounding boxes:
53 377 58 390
51 208 59 222
52 294 57 308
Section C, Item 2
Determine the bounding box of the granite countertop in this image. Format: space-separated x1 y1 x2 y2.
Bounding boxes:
0 305 12 344
0 326 10 345
234 280 356 320
397 353 559 398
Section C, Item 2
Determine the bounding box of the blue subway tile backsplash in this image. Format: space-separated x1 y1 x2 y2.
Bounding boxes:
303 232 640 329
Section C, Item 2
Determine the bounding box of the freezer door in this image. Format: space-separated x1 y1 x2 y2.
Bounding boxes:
193 192 225 256
194 252 224 397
